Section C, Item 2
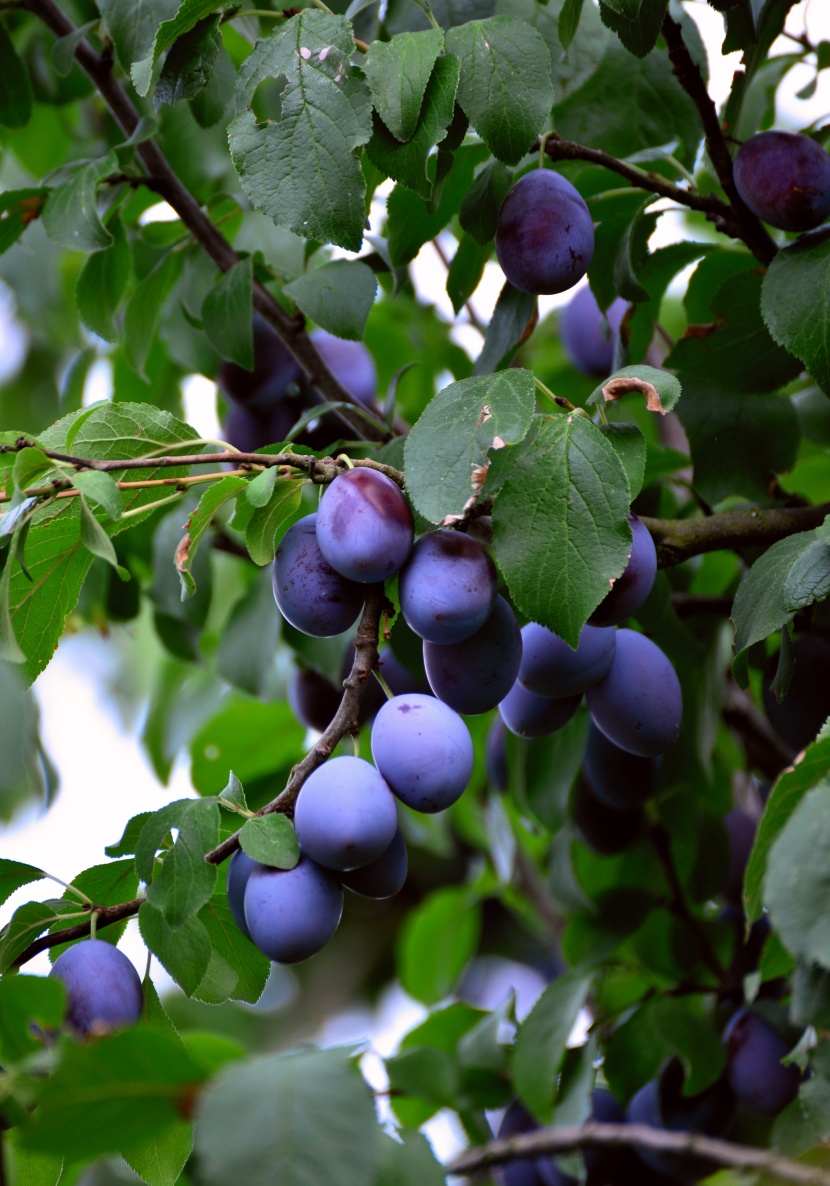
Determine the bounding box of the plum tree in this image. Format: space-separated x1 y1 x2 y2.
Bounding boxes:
226 848 260 940
499 682 581 739
272 514 364 637
340 828 408 899
293 755 398 870
762 636 830 752
243 857 344 963
586 630 682 757
316 469 414 583
371 693 474 812
582 721 661 809
398 530 498 644
518 623 616 698
723 1009 802 1116
495 170 595 295
560 289 627 377
733 131 830 232
588 516 657 628
49 941 144 1037
423 596 523 715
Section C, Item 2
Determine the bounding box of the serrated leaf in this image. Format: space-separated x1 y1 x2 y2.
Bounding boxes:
0 22 32 129
459 160 513 245
238 813 300 867
0 899 64 972
784 540 830 611
514 972 592 1123
230 11 372 251
219 772 248 811
124 251 186 377
122 1119 194 1186
403 369 536 523
154 15 221 110
363 29 444 141
5 1135 63 1186
106 812 155 858
762 230 830 397
491 415 632 648
98 0 180 72
177 474 247 599
47 859 139 960
75 214 131 341
139 901 212 995
245 479 305 566
132 0 221 95
70 471 123 521
473 282 536 375
284 261 378 341
599 0 666 56
0 189 49 256
0 857 45 906
138 798 220 927
12 446 57 493
202 257 254 370
41 151 118 253
446 17 554 165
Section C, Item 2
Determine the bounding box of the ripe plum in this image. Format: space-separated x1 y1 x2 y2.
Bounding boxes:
371 693 474 812
272 514 364 637
734 131 830 232
588 515 657 628
495 170 594 295
499 682 581 738
723 1009 802 1116
583 720 661 809
50 939 143 1037
519 623 615 699
340 828 408 899
399 530 498 644
226 848 260 940
293 755 398 871
586 629 682 757
560 288 627 376
424 595 522 715
573 778 644 855
316 469 414 583
243 856 343 963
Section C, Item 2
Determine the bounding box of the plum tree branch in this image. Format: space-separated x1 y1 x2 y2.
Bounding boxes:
19 0 392 445
204 589 387 866
11 898 145 968
642 503 830 568
447 1120 830 1185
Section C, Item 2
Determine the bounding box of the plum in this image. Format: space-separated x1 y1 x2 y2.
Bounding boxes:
399 530 498 645
340 828 408 899
586 629 682 757
494 1101 576 1186
243 856 343 963
518 623 616 699
50 939 143 1037
583 720 661 809
495 170 594 296
499 682 582 739
293 755 398 871
371 693 474 813
217 315 302 412
289 666 342 734
272 513 364 637
560 288 627 377
316 469 414 583
424 595 522 715
486 717 509 791
226 848 260 940
734 131 830 232
588 515 657 628
310 330 377 408
723 1009 802 1116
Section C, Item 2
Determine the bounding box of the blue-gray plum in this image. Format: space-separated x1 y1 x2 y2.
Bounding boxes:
50 939 143 1037
311 329 377 408
340 828 408 899
294 755 398 870
499 682 581 739
226 848 260 940
218 316 302 412
588 515 657 628
560 288 627 377
486 717 509 791
518 623 616 699
763 636 830 753
583 720 661 809
316 469 414 583
494 1101 576 1186
243 856 343 963
586 629 682 757
424 595 522 716
723 1009 802 1116
573 778 643 855
371 693 474 812
495 170 594 295
272 514 364 637
734 131 830 232
723 808 757 904
289 667 342 733
399 530 498 644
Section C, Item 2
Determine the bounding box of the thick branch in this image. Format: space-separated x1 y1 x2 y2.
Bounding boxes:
12 898 144 967
204 590 386 865
21 0 392 445
448 1121 830 1185
643 503 830 568
660 14 778 265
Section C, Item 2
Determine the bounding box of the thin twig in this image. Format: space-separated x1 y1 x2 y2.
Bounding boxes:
11 898 145 967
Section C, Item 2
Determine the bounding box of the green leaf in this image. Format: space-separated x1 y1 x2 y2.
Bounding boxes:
0 975 65 1063
75 214 131 341
22 1027 206 1160
197 883 270 1004
513 972 592 1122
0 857 45 906
0 22 32 128
230 11 372 252
220 772 248 812
491 415 632 648
649 997 726 1096
599 422 646 500
132 0 222 95
766 783 830 967
5 1135 63 1186
78 495 124 573
599 0 667 57
366 54 460 200
0 899 63 973
398 887 481 1004
404 369 536 523
97 0 180 73
473 282 536 375
215 569 281 697
47 859 139 960
446 17 554 165
588 364 682 414
138 901 212 995
558 0 587 51
154 15 221 110
386 143 487 265
0 189 49 256
762 230 830 397
745 735 830 921
373 1130 447 1186
70 471 123 521
121 1120 194 1186
238 813 300 868
178 474 247 599
245 479 305 566
202 257 254 371
458 160 513 245
197 1049 380 1186
363 29 444 141
51 19 98 76
12 447 55 493
124 251 186 377
189 697 304 796
107 812 155 857
138 798 220 926
784 537 830 610
284 261 378 342
446 233 490 314
41 151 118 253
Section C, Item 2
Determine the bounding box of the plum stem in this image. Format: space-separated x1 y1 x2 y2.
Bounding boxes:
89 911 100 940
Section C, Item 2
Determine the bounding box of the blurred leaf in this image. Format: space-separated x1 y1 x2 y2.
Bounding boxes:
121 1119 194 1186
446 233 490 314
124 251 186 377
41 152 118 253
197 883 270 1004
0 975 65 1063
398 887 481 1004
4 1135 63 1186
215 571 280 697
473 283 537 375
373 1130 447 1186
0 899 64 972
138 901 212 995
766 784 830 967
558 0 586 50
202 257 254 370
459 160 513 245
0 189 49 256
137 798 219 926
189 697 304 796
75 214 131 341
0 22 32 128
514 971 592 1123
284 261 378 341
599 422 645 499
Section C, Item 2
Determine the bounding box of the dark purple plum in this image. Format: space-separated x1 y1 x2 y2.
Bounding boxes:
723 808 757 904
218 316 302 411
518 623 616 699
399 530 498 645
311 330 377 408
588 515 657 628
293 755 398 871
289 666 342 733
734 131 830 232
560 288 627 377
340 828 408 899
315 469 414 584
371 693 474 813
573 778 643 855
495 170 594 296
583 720 661 809
50 940 143 1037
486 717 509 791
763 636 830 753
424 595 522 716
272 513 364 638
626 1060 735 1182
723 1009 802 1116
720 904 771 986
227 848 260 940
500 682 581 739
494 1101 576 1186
586 629 682 757
243 856 343 963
